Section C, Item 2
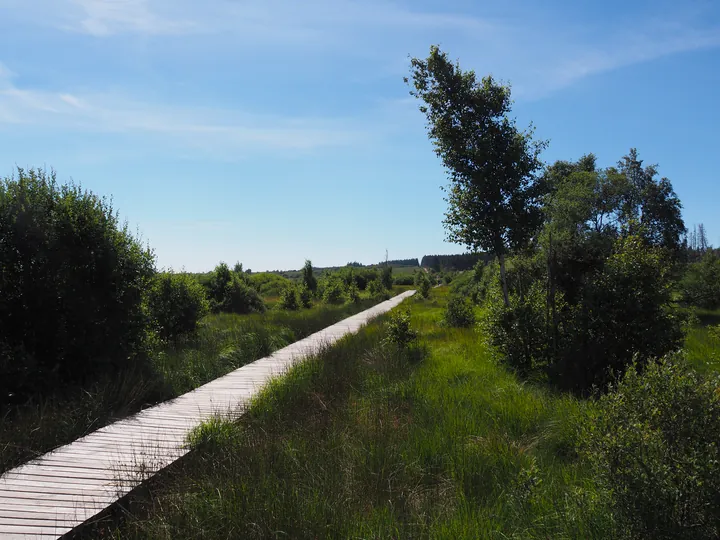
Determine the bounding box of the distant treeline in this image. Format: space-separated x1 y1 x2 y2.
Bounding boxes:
420 253 491 271
378 258 419 267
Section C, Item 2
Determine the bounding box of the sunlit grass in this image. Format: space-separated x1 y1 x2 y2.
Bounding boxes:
113 287 615 539
0 292 399 474
684 308 720 374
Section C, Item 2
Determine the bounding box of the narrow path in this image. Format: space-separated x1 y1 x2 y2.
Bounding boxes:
0 291 416 539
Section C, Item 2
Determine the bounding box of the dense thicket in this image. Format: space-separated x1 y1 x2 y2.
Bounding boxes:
0 168 155 398
681 251 720 309
420 253 490 271
205 263 265 314
484 151 686 390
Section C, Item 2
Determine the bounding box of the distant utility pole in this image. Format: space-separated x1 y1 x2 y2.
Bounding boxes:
385 249 389 266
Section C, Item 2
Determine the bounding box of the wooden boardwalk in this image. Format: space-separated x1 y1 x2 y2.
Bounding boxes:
0 291 416 539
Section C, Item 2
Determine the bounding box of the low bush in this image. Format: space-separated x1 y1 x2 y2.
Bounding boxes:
367 278 390 301
298 284 313 308
444 295 476 327
146 272 209 341
278 285 300 311
322 278 346 305
207 263 265 314
224 274 266 314
414 271 431 298
484 283 552 376
384 310 418 350
393 274 415 285
681 251 720 309
250 272 293 297
381 265 393 290
583 354 720 539
346 281 361 304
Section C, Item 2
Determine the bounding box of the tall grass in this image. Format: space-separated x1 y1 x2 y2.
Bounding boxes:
684 307 720 373
0 295 391 474
111 288 616 539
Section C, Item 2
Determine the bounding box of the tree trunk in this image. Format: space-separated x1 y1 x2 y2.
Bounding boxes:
499 252 510 307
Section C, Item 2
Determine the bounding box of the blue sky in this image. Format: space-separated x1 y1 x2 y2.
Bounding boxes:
0 0 718 272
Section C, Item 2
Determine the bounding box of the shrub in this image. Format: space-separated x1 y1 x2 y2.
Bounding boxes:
278 285 300 311
414 271 431 298
566 235 684 388
250 272 293 297
302 260 317 294
0 168 156 396
146 272 209 341
367 278 390 301
207 263 265 314
444 295 476 327
681 251 720 309
583 354 720 539
393 274 415 285
346 281 361 304
322 278 346 305
484 282 553 375
385 310 418 350
381 265 393 290
298 284 313 308
484 236 684 391
224 274 265 314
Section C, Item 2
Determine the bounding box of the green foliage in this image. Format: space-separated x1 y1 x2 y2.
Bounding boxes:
572 235 683 383
420 253 490 271
380 258 419 267
414 271 431 298
250 272 293 297
0 168 155 396
381 265 393 290
681 251 720 309
444 295 476 327
115 289 607 540
393 274 415 285
322 277 346 305
279 285 300 311
484 282 552 376
367 278 390 301
298 284 313 309
302 260 317 294
2 296 385 474
384 310 418 350
583 355 720 539
146 273 209 341
346 281 361 304
207 263 265 314
617 149 685 254
480 147 686 391
486 235 684 390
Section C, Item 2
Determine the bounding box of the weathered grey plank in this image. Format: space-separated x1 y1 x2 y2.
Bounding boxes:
0 291 415 538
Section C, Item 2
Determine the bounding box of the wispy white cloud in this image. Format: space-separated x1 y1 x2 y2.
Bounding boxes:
520 22 720 99
0 81 365 157
5 0 492 39
70 0 198 37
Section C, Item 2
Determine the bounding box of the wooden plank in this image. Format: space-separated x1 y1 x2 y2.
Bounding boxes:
0 497 106 510
0 291 416 538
